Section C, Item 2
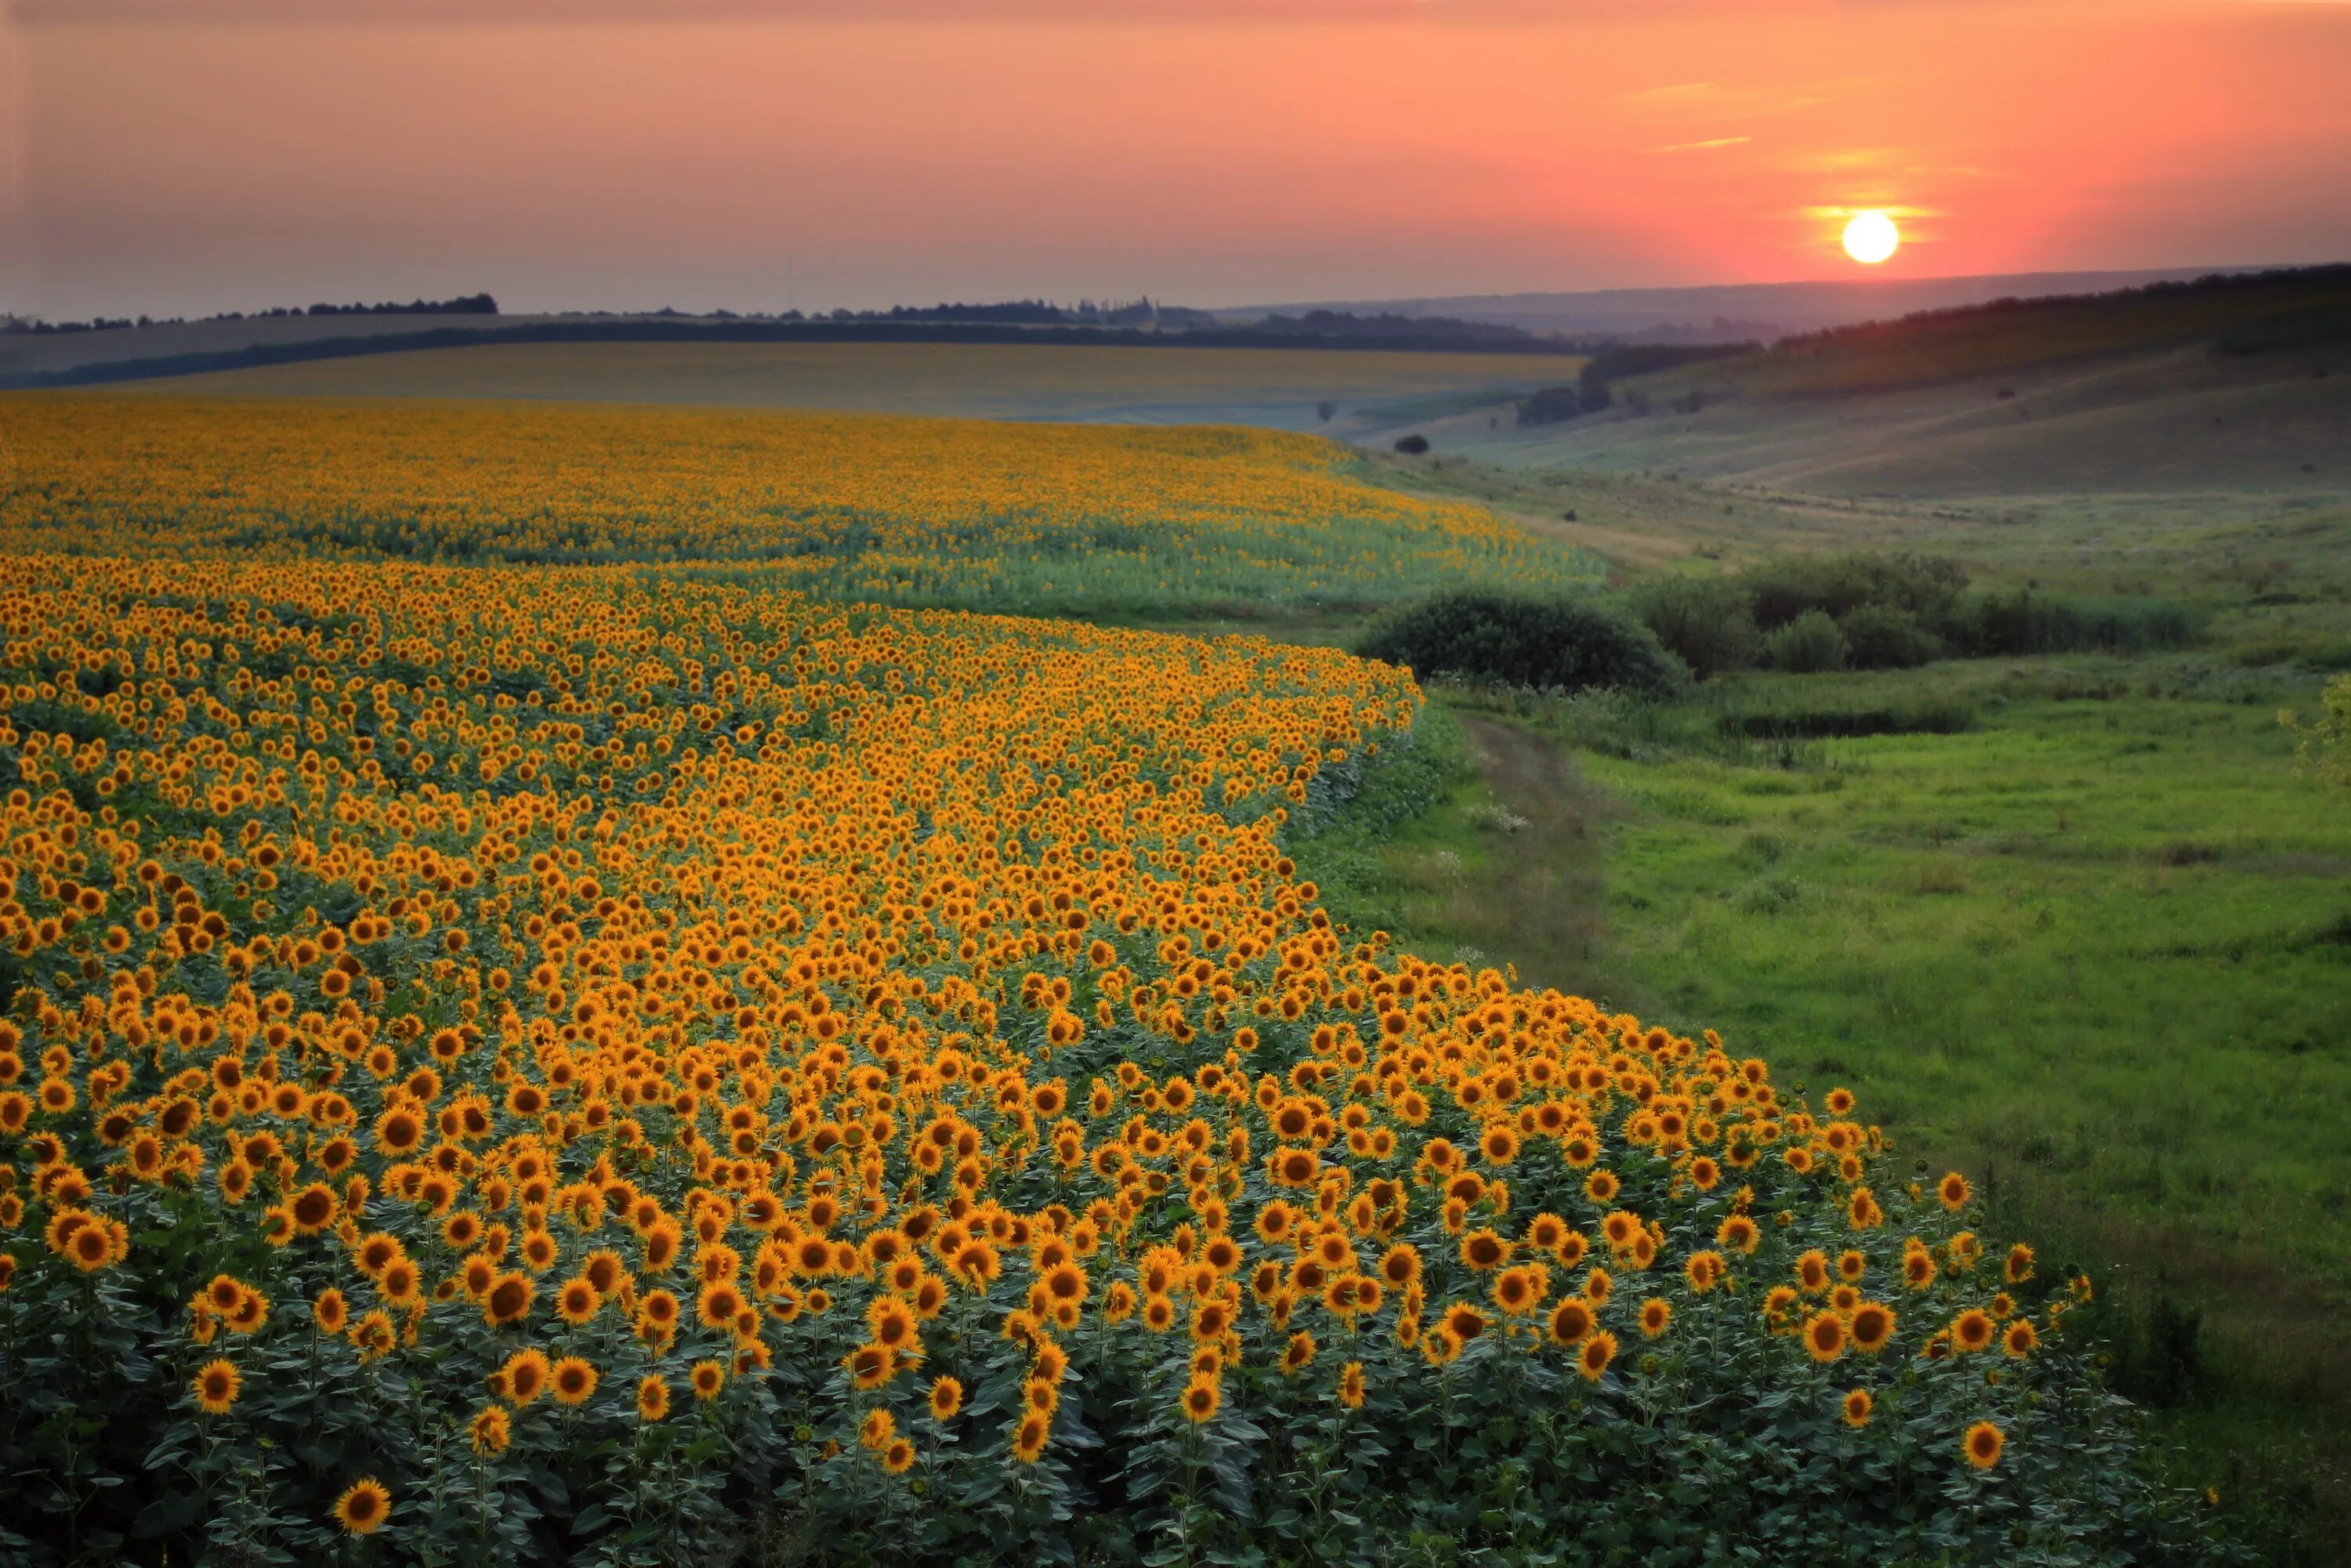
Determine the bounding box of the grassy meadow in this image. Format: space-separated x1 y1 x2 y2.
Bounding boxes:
1263 287 2351 1559
1281 600 2351 1563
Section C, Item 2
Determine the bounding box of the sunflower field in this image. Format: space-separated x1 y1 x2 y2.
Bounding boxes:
0 397 1596 615
0 410 2233 1565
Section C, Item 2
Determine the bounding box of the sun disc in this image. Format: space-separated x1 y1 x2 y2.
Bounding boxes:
1842 211 1900 265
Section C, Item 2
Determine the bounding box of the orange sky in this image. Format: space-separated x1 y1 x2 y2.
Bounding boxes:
5 1 2348 317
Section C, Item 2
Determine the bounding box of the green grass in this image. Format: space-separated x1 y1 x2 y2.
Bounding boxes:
1288 654 2351 1565
1563 663 2351 1291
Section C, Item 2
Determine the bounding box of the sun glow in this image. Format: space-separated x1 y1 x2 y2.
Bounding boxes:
1842 211 1901 265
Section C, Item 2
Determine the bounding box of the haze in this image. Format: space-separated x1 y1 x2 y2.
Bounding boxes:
5 0 2350 320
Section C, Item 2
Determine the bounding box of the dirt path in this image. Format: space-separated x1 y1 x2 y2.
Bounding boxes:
1445 712 1621 998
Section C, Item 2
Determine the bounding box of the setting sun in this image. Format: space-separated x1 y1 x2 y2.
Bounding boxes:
1843 210 1902 264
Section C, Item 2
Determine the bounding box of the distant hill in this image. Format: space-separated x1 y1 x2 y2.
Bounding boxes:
1625 263 2351 398
1338 265 2351 499
1236 268 2276 342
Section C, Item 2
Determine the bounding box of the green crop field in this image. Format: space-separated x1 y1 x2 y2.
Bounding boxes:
114 338 1590 427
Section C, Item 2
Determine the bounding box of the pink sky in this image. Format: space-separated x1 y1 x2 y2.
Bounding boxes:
5 1 2349 319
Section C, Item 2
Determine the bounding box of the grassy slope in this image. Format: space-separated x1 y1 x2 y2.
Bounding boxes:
1361 347 2351 499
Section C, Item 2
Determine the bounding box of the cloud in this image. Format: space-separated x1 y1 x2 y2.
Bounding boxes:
1647 135 1753 153
1621 80 1827 116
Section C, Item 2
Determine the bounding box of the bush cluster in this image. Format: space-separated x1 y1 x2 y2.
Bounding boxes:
1633 556 2197 677
1358 592 1689 697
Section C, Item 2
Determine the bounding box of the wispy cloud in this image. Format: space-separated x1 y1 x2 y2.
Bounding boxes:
1647 135 1752 154
1621 80 1826 115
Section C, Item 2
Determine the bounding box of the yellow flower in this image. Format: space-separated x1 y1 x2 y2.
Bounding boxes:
193 1358 240 1415
1965 1421 2006 1470
333 1478 392 1535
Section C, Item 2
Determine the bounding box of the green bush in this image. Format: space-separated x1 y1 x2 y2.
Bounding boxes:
1738 553 1969 632
1359 590 1689 695
1766 609 1848 672
1839 603 1945 669
1953 591 2197 657
1722 697 1977 739
1633 577 1762 677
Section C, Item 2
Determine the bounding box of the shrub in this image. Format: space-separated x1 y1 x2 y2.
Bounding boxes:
1839 603 1944 669
1393 433 1430 454
1633 577 1762 677
1722 697 1977 740
1359 590 1689 695
1738 553 1969 632
1953 591 2197 657
2288 672 2351 785
1766 609 1848 672
1515 386 1588 426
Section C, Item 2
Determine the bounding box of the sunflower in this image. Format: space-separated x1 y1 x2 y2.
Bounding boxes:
484 1271 532 1327
1639 1298 1672 1338
929 1374 965 1420
1952 1309 1996 1354
1010 1411 1050 1463
690 1360 726 1401
2003 1318 2039 1358
636 1374 671 1421
860 1407 897 1450
880 1438 916 1476
1964 1419 2005 1469
636 1288 681 1340
194 1357 241 1415
222 1287 270 1335
550 1356 597 1406
1337 1360 1365 1410
1805 1311 1847 1363
349 1310 397 1362
868 1295 919 1350
556 1276 602 1325
1849 1302 1896 1355
313 1287 350 1336
1548 1298 1594 1346
1281 1331 1317 1374
470 1404 512 1456
502 1348 551 1405
379 1260 422 1309
1491 1266 1546 1316
1179 1374 1221 1423
697 1280 746 1331
1578 1330 1617 1382
1678 1247 1722 1292
332 1477 392 1536
1842 1388 1874 1429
